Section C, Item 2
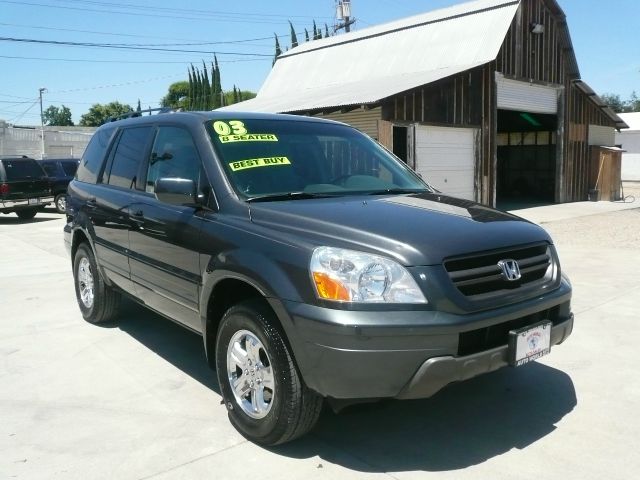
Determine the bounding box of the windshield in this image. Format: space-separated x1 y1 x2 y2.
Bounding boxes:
207 118 429 200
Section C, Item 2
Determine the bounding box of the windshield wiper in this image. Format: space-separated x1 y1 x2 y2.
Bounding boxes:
245 191 335 203
367 188 429 196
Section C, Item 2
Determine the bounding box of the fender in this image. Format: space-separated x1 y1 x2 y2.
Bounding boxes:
198 248 314 370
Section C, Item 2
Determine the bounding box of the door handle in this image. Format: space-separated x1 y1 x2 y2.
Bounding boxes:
130 210 145 226
86 197 97 209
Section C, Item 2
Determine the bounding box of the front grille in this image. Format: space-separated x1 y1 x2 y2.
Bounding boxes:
457 307 560 356
444 243 554 300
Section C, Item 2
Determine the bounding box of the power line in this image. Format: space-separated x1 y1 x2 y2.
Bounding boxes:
0 54 272 64
0 36 274 56
7 99 39 123
0 22 274 47
0 0 330 25
55 0 333 21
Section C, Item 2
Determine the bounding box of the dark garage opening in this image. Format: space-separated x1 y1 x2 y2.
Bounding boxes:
496 110 558 208
393 126 408 163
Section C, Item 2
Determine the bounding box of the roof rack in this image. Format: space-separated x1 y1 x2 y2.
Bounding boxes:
107 107 179 123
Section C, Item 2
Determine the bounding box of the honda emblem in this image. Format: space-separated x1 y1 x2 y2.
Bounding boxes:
498 259 521 281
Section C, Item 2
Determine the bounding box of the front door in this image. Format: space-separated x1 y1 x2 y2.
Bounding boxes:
128 126 205 331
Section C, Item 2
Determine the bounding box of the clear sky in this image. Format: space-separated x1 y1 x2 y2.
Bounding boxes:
0 0 638 124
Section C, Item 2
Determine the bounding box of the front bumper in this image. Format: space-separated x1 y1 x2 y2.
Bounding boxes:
396 315 573 399
275 278 572 400
1 196 54 210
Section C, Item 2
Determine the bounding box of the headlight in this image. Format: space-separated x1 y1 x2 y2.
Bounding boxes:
310 247 427 304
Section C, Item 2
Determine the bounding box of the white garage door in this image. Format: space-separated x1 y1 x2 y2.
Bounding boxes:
415 125 477 200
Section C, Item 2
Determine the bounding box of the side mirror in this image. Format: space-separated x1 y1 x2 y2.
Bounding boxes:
154 177 197 206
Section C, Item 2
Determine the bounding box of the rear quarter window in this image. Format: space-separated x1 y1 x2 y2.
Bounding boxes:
1 159 45 180
61 161 79 176
76 127 115 183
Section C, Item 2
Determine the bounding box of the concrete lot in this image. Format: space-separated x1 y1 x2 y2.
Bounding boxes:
1 202 639 480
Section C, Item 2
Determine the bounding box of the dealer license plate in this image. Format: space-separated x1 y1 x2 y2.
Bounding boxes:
508 321 552 367
28 198 38 205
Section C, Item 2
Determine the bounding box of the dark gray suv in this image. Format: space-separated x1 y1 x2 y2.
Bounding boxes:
64 111 573 445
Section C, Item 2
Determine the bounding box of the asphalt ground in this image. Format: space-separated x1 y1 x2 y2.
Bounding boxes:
1 201 639 480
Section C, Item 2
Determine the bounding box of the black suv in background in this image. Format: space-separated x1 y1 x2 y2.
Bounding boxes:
39 158 80 213
64 112 574 445
0 156 53 220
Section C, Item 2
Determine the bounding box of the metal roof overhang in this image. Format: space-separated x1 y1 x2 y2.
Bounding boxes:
573 80 629 130
222 62 487 113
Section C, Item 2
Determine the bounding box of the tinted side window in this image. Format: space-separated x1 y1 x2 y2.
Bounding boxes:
146 126 201 194
41 162 60 177
107 127 152 189
61 161 79 176
76 128 115 183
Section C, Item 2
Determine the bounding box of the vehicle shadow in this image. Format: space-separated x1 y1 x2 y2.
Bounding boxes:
106 300 576 473
275 363 576 472
114 299 220 394
0 215 59 224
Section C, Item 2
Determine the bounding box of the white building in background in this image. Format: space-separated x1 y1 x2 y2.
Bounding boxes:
616 112 640 181
0 120 96 159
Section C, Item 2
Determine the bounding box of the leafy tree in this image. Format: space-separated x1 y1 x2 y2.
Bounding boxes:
289 21 298 48
224 89 256 106
79 102 132 126
160 81 189 109
42 105 74 126
629 91 640 112
600 92 640 113
601 93 626 113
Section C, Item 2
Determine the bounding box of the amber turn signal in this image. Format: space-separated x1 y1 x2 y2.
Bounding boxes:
312 272 350 301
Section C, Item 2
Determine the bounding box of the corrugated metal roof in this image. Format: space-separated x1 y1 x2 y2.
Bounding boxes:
619 113 640 131
223 0 520 113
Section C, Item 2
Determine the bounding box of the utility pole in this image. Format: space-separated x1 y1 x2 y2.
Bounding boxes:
335 0 355 33
38 87 47 159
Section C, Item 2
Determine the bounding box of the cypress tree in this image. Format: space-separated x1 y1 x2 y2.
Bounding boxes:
136 99 142 113
202 60 210 109
313 21 318 40
274 34 282 65
210 61 218 109
187 67 194 110
195 68 203 110
325 24 330 38
214 55 222 108
289 21 298 48
305 28 310 42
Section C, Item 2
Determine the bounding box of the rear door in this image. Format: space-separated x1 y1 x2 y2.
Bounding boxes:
128 125 206 330
89 127 154 291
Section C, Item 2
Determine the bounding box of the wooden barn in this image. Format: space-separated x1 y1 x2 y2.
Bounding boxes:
226 0 628 206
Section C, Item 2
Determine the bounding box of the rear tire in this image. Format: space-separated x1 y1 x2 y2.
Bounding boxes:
215 300 323 445
54 194 67 214
73 243 121 324
16 208 37 220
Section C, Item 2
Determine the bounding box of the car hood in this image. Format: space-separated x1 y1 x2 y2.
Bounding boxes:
248 193 552 266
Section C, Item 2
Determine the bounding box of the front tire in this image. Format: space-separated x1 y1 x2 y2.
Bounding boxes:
215 300 323 446
16 208 37 220
73 243 121 324
54 194 67 214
